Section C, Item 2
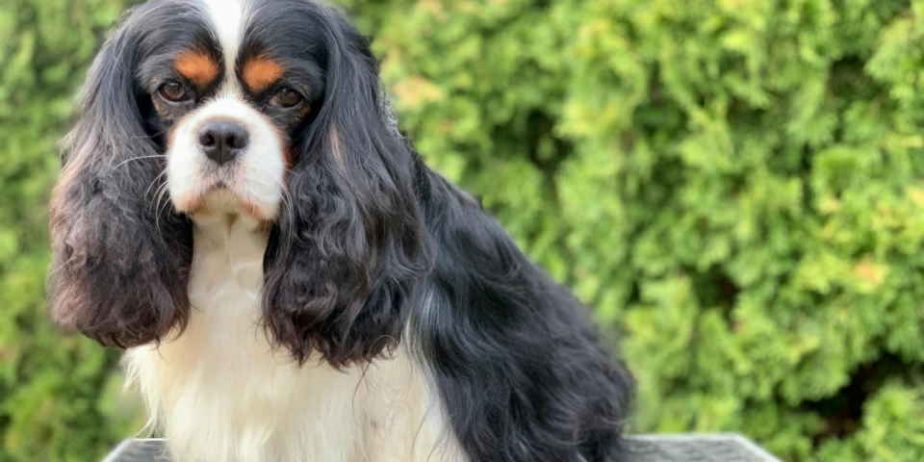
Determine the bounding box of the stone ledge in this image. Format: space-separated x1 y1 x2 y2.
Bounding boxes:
104 434 781 461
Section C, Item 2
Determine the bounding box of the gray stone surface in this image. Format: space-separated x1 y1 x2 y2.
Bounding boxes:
624 434 780 462
104 435 781 461
103 439 170 462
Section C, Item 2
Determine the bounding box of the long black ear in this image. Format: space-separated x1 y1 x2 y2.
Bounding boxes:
262 8 429 366
49 11 193 349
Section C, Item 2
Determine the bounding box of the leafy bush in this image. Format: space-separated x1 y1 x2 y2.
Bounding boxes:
2 0 922 460
1 2 139 461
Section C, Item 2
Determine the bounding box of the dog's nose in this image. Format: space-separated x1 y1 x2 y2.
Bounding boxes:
198 121 249 166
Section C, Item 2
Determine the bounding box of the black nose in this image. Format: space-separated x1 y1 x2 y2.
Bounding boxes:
198 121 249 166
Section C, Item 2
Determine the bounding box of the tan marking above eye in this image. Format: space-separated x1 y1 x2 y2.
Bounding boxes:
242 57 285 93
175 50 220 88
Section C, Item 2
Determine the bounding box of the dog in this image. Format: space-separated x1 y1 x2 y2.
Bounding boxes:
48 1 633 460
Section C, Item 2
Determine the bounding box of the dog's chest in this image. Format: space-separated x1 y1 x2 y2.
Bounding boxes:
125 217 461 462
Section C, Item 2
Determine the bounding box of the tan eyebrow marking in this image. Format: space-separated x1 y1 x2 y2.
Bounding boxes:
242 56 285 93
175 50 220 87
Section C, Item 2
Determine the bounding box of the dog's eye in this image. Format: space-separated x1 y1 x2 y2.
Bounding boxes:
158 80 191 103
270 87 304 108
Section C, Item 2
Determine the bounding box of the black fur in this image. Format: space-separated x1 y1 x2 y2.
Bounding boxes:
256 1 429 367
48 1 207 348
414 173 633 461
51 1 634 460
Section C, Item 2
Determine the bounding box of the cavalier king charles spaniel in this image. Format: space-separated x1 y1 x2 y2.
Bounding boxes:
49 1 633 460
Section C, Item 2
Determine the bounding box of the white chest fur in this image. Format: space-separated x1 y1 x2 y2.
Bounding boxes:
124 213 463 462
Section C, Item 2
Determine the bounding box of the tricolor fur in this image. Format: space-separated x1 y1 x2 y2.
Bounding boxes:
48 1 633 461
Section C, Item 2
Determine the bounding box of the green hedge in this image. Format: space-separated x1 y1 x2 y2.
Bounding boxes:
1 2 138 461
2 1 923 460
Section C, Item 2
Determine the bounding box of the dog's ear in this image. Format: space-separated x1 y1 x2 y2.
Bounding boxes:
262 8 428 366
49 15 193 348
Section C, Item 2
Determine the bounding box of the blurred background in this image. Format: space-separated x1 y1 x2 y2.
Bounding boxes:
2 0 924 460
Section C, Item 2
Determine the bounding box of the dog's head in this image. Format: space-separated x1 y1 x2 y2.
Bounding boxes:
49 0 428 365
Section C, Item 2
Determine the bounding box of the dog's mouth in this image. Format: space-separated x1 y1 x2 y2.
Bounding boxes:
173 177 278 224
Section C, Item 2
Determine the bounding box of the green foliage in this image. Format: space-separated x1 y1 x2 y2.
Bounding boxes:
1 0 922 461
0 1 140 460
340 0 924 460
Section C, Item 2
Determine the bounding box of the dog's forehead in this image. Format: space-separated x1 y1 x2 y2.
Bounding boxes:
137 0 269 93
131 0 329 98
197 0 249 75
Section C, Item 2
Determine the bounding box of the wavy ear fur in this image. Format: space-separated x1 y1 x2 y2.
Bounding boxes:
262 7 428 366
49 10 193 348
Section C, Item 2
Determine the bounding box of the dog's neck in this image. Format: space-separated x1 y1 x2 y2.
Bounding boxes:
191 210 267 269
187 201 270 343
189 190 270 291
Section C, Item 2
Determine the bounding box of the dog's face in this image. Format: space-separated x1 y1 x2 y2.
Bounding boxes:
49 0 427 365
141 1 324 221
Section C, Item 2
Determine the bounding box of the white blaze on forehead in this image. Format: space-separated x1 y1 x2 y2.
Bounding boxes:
198 0 250 88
